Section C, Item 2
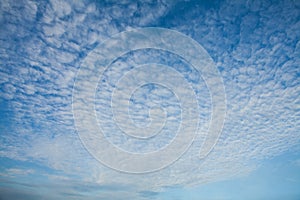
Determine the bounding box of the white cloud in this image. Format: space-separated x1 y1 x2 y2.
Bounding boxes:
0 168 35 178
0 0 299 199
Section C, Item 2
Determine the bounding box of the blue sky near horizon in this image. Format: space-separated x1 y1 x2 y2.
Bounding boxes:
0 0 300 199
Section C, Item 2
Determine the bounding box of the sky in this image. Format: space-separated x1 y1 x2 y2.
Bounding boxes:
0 0 299 199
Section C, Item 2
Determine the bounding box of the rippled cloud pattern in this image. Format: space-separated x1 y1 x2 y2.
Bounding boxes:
0 0 299 199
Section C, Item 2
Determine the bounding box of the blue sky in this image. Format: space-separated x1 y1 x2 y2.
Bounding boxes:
0 0 299 199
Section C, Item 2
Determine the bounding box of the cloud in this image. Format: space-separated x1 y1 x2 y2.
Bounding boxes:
0 168 34 178
0 0 299 199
